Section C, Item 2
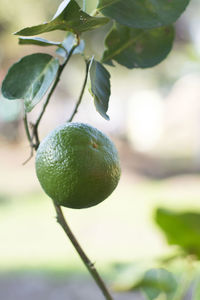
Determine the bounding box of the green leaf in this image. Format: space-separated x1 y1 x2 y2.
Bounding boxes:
155 208 200 258
102 23 174 69
52 0 72 19
135 268 177 300
97 0 190 29
1 53 59 112
56 33 85 58
193 277 200 300
89 59 110 120
14 0 109 36
18 37 62 48
112 262 154 292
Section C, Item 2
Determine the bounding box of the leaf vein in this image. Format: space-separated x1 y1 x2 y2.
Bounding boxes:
103 31 144 62
25 58 57 101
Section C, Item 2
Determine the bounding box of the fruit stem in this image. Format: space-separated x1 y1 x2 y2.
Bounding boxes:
23 113 32 143
22 113 35 164
53 202 114 300
68 58 90 122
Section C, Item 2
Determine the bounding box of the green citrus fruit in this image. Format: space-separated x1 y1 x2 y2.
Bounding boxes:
35 122 121 209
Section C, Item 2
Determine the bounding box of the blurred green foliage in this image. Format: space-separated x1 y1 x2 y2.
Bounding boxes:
156 208 200 258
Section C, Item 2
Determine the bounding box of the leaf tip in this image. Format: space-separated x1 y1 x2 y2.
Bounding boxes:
104 113 110 121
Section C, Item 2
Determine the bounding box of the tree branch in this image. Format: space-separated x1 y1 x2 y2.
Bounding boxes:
22 113 35 164
68 59 90 122
23 33 114 300
53 202 114 300
53 55 114 299
23 113 32 143
33 36 80 149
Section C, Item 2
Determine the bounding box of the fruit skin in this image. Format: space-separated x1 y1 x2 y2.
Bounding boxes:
35 122 121 209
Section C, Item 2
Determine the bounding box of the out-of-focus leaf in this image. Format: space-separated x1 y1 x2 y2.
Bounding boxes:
18 37 62 48
89 59 110 120
135 268 177 300
112 262 154 292
14 0 109 36
193 277 200 300
1 53 59 112
102 23 174 69
56 33 85 58
97 0 190 29
155 208 200 258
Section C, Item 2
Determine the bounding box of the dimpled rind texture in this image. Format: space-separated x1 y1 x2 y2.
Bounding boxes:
35 122 121 209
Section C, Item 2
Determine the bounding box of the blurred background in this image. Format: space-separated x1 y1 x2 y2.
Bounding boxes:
1 0 200 299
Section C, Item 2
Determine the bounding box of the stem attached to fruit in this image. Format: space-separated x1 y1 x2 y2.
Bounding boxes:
53 202 114 300
23 33 114 300
68 59 90 122
57 55 115 300
23 113 32 143
23 113 34 164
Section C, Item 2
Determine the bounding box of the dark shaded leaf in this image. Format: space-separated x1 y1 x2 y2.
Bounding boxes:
155 208 200 258
14 0 109 36
97 0 190 29
1 53 59 112
89 59 110 120
102 23 174 69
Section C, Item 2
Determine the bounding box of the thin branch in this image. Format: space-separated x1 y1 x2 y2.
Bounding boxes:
53 202 114 300
35 45 76 128
22 147 34 165
68 59 90 122
55 57 115 299
33 36 80 148
23 113 32 143
22 33 114 300
23 114 35 164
